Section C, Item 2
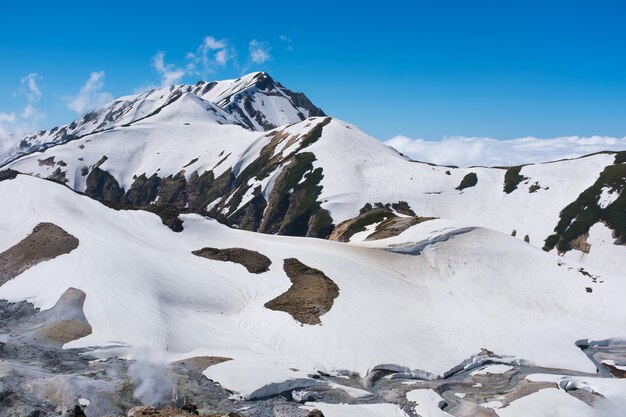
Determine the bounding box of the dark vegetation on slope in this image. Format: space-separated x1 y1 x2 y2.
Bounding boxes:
264 258 339 325
330 202 432 242
366 216 434 240
0 223 79 286
331 207 396 242
192 247 271 274
81 118 335 237
0 169 19 182
503 166 529 194
456 172 478 190
544 155 626 252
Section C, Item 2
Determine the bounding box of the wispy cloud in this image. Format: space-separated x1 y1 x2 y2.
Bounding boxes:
279 34 294 52
185 36 234 75
66 71 113 114
249 40 271 64
20 73 42 101
0 73 46 161
152 52 186 87
150 35 275 88
385 135 626 167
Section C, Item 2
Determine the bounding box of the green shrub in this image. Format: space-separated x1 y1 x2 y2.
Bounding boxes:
456 172 478 190
503 166 528 193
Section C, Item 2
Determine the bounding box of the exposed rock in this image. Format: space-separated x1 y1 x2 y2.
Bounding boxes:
265 258 339 325
305 410 325 417
0 169 19 182
0 222 79 286
329 207 396 242
47 167 68 184
37 156 55 166
365 216 434 241
86 167 124 203
192 247 271 274
570 233 591 253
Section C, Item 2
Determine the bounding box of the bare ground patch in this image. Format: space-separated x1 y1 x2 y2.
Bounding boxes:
33 319 92 345
173 356 232 373
366 216 434 240
0 222 79 286
264 258 339 325
192 247 271 274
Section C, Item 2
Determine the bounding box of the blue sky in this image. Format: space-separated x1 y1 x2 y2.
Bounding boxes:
1 0 626 142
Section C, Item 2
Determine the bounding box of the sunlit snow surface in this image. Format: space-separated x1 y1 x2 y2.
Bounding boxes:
1 175 626 403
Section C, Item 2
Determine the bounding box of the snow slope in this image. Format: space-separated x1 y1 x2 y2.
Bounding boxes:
1 175 625 400
7 111 624 273
0 72 323 166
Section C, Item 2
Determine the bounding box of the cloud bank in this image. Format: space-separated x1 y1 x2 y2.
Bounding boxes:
385 135 626 167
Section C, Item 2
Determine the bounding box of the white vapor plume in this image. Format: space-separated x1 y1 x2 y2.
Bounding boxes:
128 348 174 406
385 135 626 167
66 71 113 114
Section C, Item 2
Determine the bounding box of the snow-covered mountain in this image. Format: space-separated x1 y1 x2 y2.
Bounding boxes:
3 73 625 274
1 72 324 166
1 73 626 417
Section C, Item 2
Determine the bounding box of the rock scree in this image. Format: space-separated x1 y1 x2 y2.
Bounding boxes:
192 247 272 274
0 222 79 286
264 258 339 325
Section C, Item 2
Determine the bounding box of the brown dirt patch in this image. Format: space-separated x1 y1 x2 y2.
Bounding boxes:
0 222 79 286
366 216 434 240
264 258 339 325
173 356 232 373
192 247 271 274
33 319 92 345
570 233 591 253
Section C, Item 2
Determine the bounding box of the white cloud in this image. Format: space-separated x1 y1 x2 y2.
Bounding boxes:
0 74 47 162
0 113 16 123
152 52 186 87
279 34 294 51
66 71 113 114
202 36 227 51
148 35 276 88
20 73 42 102
385 135 626 167
186 36 233 76
249 40 271 64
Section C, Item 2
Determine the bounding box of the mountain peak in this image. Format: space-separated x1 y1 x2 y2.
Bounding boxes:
1 73 325 166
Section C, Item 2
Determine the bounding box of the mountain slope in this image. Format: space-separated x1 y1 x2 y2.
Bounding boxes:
5 105 625 273
1 72 324 166
1 174 625 398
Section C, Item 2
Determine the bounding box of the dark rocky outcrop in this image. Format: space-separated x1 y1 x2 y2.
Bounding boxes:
0 169 19 182
192 247 271 274
86 167 124 203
